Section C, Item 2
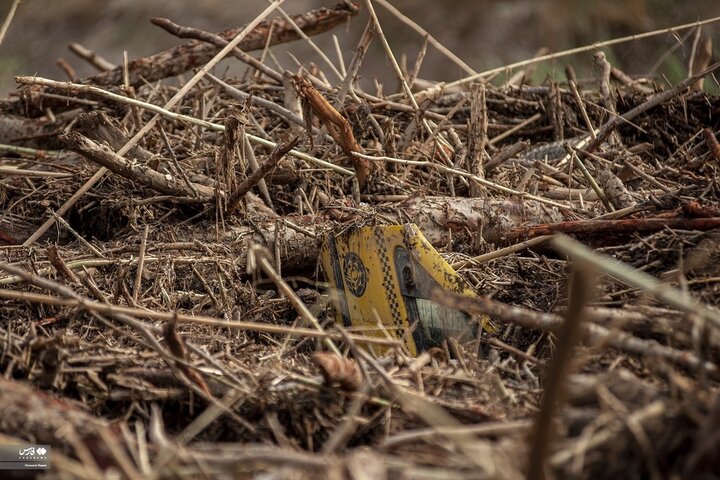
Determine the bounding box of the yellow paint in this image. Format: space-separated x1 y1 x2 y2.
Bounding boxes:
320 224 492 356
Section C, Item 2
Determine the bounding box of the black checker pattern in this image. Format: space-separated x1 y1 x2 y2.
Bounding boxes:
373 227 403 333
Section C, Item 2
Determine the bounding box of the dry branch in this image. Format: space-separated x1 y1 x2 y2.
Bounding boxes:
60 131 214 199
226 136 299 216
44 2 359 91
68 42 115 72
527 263 596 480
294 75 373 188
151 17 284 83
500 216 720 242
163 317 211 397
431 289 718 375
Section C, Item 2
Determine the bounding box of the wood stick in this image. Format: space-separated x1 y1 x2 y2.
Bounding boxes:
133 226 149 302
60 131 214 198
226 136 298 216
500 216 720 242
0 0 20 48
0 287 397 347
88 2 359 88
68 42 115 71
527 263 596 480
294 76 371 187
430 289 718 374
151 17 283 83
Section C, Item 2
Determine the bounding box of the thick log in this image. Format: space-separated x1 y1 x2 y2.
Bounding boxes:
7 192 562 259
210 196 565 271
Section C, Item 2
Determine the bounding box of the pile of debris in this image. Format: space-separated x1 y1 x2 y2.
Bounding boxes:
1 2 719 478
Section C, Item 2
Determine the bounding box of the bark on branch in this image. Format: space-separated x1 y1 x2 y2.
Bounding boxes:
2 2 360 117
86 2 360 89
60 131 214 199
209 196 565 272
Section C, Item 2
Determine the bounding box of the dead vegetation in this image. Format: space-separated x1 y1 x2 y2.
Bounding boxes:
1 1 719 479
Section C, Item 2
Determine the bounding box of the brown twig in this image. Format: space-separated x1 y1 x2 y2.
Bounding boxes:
484 140 529 172
527 262 596 480
68 42 116 71
336 18 374 106
82 2 359 89
294 75 372 188
0 0 20 48
226 136 298 216
610 66 653 95
499 216 720 242
468 82 488 182
565 64 597 138
151 17 283 83
132 226 149 302
56 58 77 82
430 289 718 374
703 128 720 164
60 131 214 199
689 32 713 92
163 316 211 397
46 245 80 284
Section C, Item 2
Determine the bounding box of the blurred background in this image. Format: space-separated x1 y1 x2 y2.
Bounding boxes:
0 0 718 94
